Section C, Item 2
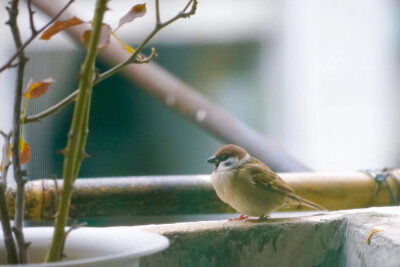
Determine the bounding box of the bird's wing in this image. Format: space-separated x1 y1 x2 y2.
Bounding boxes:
238 157 295 196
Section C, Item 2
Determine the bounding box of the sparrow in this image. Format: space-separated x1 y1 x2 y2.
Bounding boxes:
207 144 326 222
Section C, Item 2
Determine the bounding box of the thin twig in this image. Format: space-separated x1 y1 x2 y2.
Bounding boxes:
27 0 37 35
96 0 198 83
0 131 18 264
133 48 158 64
7 0 30 263
59 223 87 259
25 0 197 124
25 90 77 123
182 0 194 12
0 0 75 73
155 0 161 26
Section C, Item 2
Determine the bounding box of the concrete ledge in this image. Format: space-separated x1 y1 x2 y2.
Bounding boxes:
132 207 400 267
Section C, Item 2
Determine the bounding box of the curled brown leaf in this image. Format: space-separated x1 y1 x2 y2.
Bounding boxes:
41 17 85 41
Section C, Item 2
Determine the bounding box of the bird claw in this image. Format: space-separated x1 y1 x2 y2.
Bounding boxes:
229 213 249 221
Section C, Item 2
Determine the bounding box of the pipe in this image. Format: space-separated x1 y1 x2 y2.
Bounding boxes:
6 171 400 221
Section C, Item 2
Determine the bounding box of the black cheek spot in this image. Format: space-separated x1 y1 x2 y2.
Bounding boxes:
225 162 233 167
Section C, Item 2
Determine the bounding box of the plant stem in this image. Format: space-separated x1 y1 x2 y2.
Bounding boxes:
44 0 108 262
8 0 30 263
0 132 18 264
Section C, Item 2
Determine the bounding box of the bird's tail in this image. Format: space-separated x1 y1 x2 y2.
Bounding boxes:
288 195 327 211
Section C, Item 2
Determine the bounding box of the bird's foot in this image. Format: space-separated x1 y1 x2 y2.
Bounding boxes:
246 215 271 223
229 213 249 221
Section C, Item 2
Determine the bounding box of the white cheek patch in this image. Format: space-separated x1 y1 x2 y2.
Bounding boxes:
218 157 239 171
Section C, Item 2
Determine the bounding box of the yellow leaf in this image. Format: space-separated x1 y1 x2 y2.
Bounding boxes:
41 17 85 41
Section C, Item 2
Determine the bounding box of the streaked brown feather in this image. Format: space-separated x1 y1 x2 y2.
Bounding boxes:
238 157 295 195
238 157 326 211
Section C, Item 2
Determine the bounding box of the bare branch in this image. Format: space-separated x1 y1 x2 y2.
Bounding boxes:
7 0 29 262
25 90 77 123
0 131 18 264
9 62 21 69
182 0 194 12
27 0 37 35
161 0 196 28
155 0 161 26
0 0 75 73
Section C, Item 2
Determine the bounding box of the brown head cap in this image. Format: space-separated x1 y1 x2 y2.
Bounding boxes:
214 144 249 160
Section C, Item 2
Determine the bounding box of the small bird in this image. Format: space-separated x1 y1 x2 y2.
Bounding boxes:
207 144 326 222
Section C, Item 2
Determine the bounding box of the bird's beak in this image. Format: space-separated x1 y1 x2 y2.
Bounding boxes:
207 156 217 164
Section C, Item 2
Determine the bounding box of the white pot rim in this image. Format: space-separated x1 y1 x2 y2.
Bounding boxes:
0 226 169 266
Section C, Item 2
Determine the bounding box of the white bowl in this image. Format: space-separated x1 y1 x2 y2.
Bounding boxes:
0 227 169 267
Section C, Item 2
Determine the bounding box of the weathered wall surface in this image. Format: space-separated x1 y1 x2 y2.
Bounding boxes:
137 207 400 267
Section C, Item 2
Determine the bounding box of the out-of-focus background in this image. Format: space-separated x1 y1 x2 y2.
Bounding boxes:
1 0 400 180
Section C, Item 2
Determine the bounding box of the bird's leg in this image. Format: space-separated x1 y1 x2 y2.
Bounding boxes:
229 213 249 221
246 215 271 223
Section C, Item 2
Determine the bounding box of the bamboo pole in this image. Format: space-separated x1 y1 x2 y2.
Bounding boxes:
5 171 400 221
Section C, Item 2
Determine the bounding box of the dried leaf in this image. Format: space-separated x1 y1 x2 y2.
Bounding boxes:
115 4 146 32
80 30 92 48
98 24 112 49
20 139 31 165
24 78 56 99
41 17 85 41
81 24 112 50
